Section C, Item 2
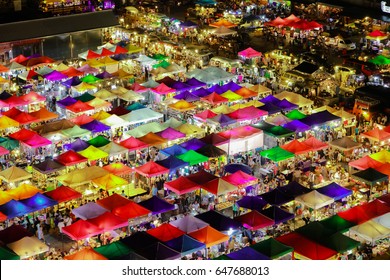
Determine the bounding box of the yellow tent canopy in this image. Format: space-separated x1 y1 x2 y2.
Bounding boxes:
91 110 111 121
72 82 97 92
0 115 19 130
0 166 32 183
211 104 235 114
93 89 117 101
176 123 205 136
370 150 390 163
56 166 109 187
92 174 129 190
168 100 196 112
0 191 16 205
7 183 41 200
78 146 109 161
86 97 112 111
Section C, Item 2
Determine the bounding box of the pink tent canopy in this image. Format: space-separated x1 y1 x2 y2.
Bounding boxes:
156 127 186 141
201 92 228 105
283 14 300 24
66 100 94 113
164 176 200 195
135 161 169 177
227 106 267 121
20 91 46 104
0 146 10 156
218 125 262 140
194 109 217 121
238 48 262 58
367 30 387 38
222 170 258 188
77 64 99 74
120 137 149 151
22 134 51 148
152 83 176 95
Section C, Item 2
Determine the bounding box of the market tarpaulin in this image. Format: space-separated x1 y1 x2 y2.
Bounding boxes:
260 146 294 162
370 150 390 163
234 210 274 230
112 201 151 220
316 182 353 201
295 190 334 210
55 150 88 166
250 238 293 259
164 234 206 257
20 193 57 212
138 196 175 215
349 155 384 170
7 236 49 259
281 139 312 155
135 161 169 177
351 167 388 186
201 178 237 196
176 150 209 166
170 215 209 233
65 247 107 260
93 174 128 191
302 136 329 151
0 166 32 183
88 211 128 232
0 224 33 244
329 136 361 151
62 219 103 240
147 223 185 242
236 195 268 212
195 210 242 232
44 186 81 203
259 188 294 206
261 206 294 224
94 241 133 260
319 215 356 233
188 226 229 247
350 220 390 244
56 166 109 188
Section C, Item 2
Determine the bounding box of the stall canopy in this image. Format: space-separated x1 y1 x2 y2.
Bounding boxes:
238 47 262 58
135 242 180 260
120 137 149 151
261 206 294 224
237 195 268 211
296 190 334 210
180 138 206 151
227 246 270 260
20 193 57 212
188 226 229 247
96 193 131 211
170 215 209 233
282 120 311 133
164 234 206 256
362 128 390 142
250 238 293 259
176 150 209 166
0 224 33 244
44 186 82 203
349 155 384 170
78 146 109 161
195 210 242 232
276 232 337 260
260 146 294 162
278 181 311 198
234 210 274 230
373 213 390 229
63 138 90 152
135 161 169 177
329 136 361 151
137 132 166 146
350 220 390 244
80 120 111 133
222 170 258 188
316 182 352 201
56 150 88 166
281 139 312 155
201 178 237 196
302 136 329 151
370 150 390 164
186 169 219 186
72 202 108 220
0 166 32 183
65 247 107 260
147 223 185 242
7 236 49 259
156 156 188 172
0 246 20 260
62 219 103 240
319 215 356 233
138 196 175 215
6 183 41 200
88 212 128 232
120 231 159 252
259 188 294 206
112 201 151 220
351 168 388 186
300 110 340 127
94 241 133 260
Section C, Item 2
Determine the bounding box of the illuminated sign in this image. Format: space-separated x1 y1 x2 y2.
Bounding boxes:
382 1 390 13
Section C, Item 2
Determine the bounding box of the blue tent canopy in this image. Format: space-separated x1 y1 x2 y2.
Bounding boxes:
317 182 353 201
224 163 252 175
20 193 57 212
160 144 188 157
180 138 206 151
258 103 282 115
207 84 224 94
173 91 200 102
63 138 90 152
138 196 175 215
156 156 188 172
300 111 341 127
164 234 206 256
0 199 34 219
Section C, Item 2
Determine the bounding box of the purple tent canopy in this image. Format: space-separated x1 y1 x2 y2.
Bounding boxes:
160 144 188 157
57 96 77 108
260 95 280 104
227 246 271 260
173 91 200 102
170 81 192 91
195 210 242 232
261 206 294 224
138 196 175 215
64 138 90 152
192 87 211 97
95 71 113 80
273 99 298 111
137 242 181 260
80 120 111 133
0 199 33 219
32 159 65 174
185 77 206 88
164 234 206 256
208 114 236 127
220 81 242 93
180 138 206 150
259 189 294 206
278 181 311 198
0 90 12 100
317 182 353 201
300 111 341 127
282 119 311 133
156 156 188 171
71 202 108 220
181 20 198 27
77 64 99 74
20 193 57 212
44 70 68 81
61 76 82 88
156 127 186 140
258 103 282 115
207 84 224 94
120 231 159 251
237 195 268 211
170 215 209 233
224 163 252 175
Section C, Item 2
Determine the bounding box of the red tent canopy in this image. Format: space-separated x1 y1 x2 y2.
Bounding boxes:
265 16 286 27
97 48 115 57
152 83 175 95
378 193 390 205
361 127 390 142
281 139 312 155
2 107 22 118
349 155 384 170
222 170 258 188
186 169 218 185
11 54 28 64
111 45 129 55
129 82 147 93
62 219 103 240
55 150 88 166
0 211 7 222
135 161 169 177
11 112 39 125
201 92 228 105
337 205 372 224
66 100 94 113
302 136 329 151
360 200 390 219
70 114 95 126
4 95 29 107
85 50 101 59
9 128 37 141
234 210 274 230
44 186 82 203
96 193 131 211
194 109 217 121
367 30 387 38
20 91 46 104
277 232 337 260
283 14 300 24
64 247 107 260
22 56 55 67
374 163 390 178
120 137 149 151
112 201 151 220
164 176 200 195
88 212 128 232
147 223 185 242
61 67 84 77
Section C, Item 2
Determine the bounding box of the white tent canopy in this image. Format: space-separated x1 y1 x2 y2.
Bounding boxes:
295 190 334 210
373 213 390 229
117 90 145 102
101 114 130 128
274 91 314 108
350 220 390 245
121 108 164 125
211 26 237 37
125 122 166 138
7 236 49 259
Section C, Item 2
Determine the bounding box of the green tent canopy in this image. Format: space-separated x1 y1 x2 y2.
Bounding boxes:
250 238 293 259
80 74 103 84
369 55 390 66
260 146 294 162
94 241 133 259
0 246 20 260
322 232 361 253
213 254 231 260
319 215 356 233
61 126 91 138
152 60 171 69
151 54 169 61
176 150 209 166
0 137 19 151
265 126 295 138
286 109 307 120
87 135 111 148
74 92 96 102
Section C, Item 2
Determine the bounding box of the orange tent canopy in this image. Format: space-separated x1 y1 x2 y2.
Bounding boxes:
7 184 42 200
64 248 107 260
137 132 167 146
209 19 237 28
188 226 229 247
